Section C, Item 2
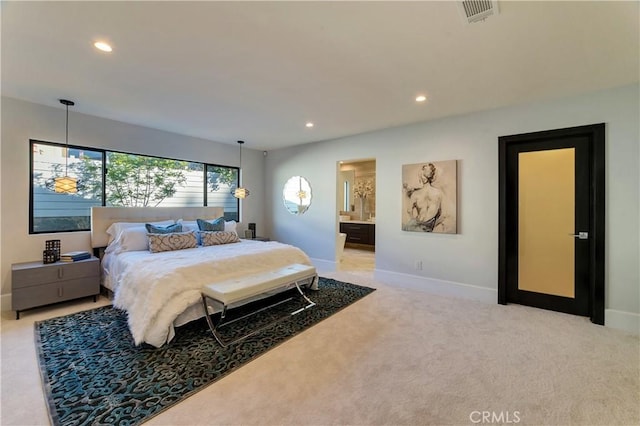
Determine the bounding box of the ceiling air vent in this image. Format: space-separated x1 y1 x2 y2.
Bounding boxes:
457 0 499 24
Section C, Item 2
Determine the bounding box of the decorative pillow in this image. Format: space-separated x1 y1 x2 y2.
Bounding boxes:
148 231 198 253
197 217 225 231
146 223 183 234
200 231 241 246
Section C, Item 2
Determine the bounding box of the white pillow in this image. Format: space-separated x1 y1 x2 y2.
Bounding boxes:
224 220 237 235
180 221 199 232
120 227 152 252
105 220 174 254
106 220 174 243
105 226 146 254
180 221 202 245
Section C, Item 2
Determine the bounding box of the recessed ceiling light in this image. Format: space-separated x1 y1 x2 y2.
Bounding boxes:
415 95 427 103
305 122 314 128
94 41 113 53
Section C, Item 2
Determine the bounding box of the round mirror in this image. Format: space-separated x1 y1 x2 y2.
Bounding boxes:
283 176 312 215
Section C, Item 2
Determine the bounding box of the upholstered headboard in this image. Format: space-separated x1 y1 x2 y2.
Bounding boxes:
91 206 225 248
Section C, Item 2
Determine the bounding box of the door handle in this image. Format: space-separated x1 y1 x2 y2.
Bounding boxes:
569 232 588 240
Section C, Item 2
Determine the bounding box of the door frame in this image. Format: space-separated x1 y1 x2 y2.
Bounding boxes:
498 123 605 325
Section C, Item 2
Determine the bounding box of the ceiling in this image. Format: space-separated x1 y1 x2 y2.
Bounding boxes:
2 1 638 151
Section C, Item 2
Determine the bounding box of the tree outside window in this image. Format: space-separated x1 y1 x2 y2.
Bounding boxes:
30 140 240 233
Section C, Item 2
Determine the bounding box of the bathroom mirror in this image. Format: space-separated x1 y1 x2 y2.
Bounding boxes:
283 176 312 215
339 170 355 212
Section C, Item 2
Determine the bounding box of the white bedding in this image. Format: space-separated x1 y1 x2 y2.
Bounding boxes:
103 239 314 347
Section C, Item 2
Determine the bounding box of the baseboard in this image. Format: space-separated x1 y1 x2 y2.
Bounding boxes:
605 309 640 335
309 258 337 274
6 261 630 334
1 292 11 313
374 269 497 304
374 269 640 335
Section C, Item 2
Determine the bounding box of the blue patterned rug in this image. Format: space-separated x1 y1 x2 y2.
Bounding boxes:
34 277 374 426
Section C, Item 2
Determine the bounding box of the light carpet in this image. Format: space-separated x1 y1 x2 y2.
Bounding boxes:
1 270 638 425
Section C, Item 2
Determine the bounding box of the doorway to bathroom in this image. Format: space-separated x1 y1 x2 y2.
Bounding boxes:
336 158 376 275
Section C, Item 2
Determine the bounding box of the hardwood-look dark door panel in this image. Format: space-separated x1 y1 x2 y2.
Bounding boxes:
498 124 605 324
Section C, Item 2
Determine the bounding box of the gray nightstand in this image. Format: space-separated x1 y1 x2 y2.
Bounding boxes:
11 256 100 319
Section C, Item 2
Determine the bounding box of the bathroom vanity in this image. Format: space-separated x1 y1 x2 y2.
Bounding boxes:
340 221 375 246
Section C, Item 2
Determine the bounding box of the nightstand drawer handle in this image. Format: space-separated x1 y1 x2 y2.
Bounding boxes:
58 268 63 279
58 287 63 297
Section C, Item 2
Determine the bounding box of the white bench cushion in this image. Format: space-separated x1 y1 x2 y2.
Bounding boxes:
202 263 316 306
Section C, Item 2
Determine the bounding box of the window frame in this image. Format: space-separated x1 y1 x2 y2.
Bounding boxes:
29 139 106 234
29 139 240 234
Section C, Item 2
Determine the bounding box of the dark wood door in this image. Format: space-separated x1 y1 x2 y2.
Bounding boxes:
499 124 605 324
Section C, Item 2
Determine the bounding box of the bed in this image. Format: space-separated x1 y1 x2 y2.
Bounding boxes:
91 206 317 347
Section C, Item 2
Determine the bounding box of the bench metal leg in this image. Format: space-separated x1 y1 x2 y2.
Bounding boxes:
291 275 317 315
201 274 317 347
202 295 227 347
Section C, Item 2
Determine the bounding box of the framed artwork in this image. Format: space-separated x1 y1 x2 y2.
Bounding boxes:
402 160 457 234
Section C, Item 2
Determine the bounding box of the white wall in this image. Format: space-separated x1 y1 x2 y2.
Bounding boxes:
265 84 640 333
0 97 265 303
2 86 638 332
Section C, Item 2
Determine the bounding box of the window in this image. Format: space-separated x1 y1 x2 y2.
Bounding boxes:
30 140 239 233
105 152 201 207
206 165 239 221
30 140 104 233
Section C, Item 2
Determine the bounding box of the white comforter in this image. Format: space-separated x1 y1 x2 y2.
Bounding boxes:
106 240 313 347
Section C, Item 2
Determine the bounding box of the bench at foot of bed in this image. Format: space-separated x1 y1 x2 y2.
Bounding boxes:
201 263 317 347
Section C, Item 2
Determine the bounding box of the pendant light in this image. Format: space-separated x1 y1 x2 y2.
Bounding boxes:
233 140 250 199
54 99 78 194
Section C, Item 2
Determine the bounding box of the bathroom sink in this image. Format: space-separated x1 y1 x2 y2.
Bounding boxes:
339 215 351 221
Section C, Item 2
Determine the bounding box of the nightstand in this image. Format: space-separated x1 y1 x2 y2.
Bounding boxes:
11 256 100 319
252 236 270 242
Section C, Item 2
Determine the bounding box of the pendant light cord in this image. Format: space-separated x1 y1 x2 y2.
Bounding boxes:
59 99 74 176
238 140 244 186
65 103 69 174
